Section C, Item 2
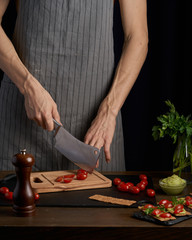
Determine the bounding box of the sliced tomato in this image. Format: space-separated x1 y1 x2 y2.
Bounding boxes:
113 178 121 186
143 204 154 209
55 176 63 182
0 187 9 194
159 199 170 206
151 209 161 216
185 196 192 201
174 204 184 211
164 202 174 209
159 212 172 218
174 208 183 214
185 200 192 206
64 174 75 178
63 178 73 183
139 174 147 181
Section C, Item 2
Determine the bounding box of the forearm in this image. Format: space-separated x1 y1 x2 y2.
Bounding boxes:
102 33 148 116
0 25 33 94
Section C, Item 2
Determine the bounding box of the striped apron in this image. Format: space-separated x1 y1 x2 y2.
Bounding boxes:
0 0 125 171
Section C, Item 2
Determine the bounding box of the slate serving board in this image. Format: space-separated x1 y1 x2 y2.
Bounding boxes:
0 174 156 208
133 209 192 226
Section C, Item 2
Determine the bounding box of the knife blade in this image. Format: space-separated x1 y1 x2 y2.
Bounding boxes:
53 119 100 173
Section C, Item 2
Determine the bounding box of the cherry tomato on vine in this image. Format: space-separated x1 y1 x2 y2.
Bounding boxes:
129 186 140 194
139 174 147 181
117 182 129 192
140 180 148 186
4 192 13 200
136 182 145 191
0 187 9 194
147 189 155 197
113 178 121 186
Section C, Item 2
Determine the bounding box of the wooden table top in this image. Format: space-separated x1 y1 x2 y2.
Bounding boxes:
1 171 192 240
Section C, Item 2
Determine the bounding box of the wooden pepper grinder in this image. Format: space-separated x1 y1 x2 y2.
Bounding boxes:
12 149 36 216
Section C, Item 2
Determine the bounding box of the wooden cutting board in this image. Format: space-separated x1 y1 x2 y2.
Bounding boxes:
31 170 112 193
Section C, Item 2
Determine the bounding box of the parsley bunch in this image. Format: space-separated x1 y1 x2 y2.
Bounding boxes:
152 100 192 144
152 100 192 175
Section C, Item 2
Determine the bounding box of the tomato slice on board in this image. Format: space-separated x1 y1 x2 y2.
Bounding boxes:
55 176 64 182
64 174 75 178
63 178 73 183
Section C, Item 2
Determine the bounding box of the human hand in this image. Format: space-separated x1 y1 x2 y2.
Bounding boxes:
23 77 61 131
84 104 116 164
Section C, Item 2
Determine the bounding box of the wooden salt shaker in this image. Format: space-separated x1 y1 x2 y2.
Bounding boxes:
12 149 36 216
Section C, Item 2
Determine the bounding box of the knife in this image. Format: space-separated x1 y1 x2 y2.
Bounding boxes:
53 119 100 173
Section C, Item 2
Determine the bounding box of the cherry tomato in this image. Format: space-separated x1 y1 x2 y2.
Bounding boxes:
143 204 154 209
174 204 184 211
151 209 161 216
164 202 174 209
113 178 121 186
34 192 40 200
139 174 147 181
4 192 13 200
125 182 134 188
147 189 155 197
159 199 170 206
77 169 88 175
136 182 145 191
117 182 129 192
0 187 9 194
77 173 87 180
129 186 140 194
160 212 172 218
140 180 148 186
64 174 75 178
174 208 183 214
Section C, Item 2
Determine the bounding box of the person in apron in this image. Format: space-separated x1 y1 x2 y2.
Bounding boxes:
0 0 148 171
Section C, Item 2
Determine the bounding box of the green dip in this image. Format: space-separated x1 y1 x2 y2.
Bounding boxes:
161 174 185 187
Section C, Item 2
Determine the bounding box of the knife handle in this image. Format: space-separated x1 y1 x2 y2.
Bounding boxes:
53 118 62 129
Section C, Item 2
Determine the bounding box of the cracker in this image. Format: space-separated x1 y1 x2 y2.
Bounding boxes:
89 194 136 206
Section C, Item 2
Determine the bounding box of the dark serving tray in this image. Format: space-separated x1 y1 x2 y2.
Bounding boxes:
133 203 192 226
0 174 156 208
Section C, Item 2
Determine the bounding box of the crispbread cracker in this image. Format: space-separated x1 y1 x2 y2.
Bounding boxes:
89 194 136 206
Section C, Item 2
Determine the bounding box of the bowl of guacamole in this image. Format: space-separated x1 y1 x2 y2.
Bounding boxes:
159 174 186 195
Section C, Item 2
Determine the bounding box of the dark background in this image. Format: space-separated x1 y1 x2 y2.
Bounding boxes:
0 0 191 171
